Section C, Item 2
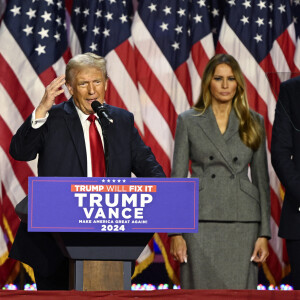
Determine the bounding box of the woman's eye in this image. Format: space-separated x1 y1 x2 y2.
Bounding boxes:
228 77 236 81
213 77 222 81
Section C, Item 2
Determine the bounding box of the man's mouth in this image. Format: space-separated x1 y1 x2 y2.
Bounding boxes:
87 98 97 103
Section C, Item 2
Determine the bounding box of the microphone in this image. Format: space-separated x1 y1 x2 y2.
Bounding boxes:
91 101 113 125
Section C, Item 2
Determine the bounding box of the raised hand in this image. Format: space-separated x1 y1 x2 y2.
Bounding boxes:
35 75 66 119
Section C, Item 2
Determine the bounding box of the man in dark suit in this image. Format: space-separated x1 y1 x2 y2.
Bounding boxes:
271 76 300 289
9 52 165 290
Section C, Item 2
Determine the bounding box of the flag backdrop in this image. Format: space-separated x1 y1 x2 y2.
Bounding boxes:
0 0 299 287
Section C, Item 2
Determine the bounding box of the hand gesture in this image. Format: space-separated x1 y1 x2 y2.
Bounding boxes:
36 75 66 119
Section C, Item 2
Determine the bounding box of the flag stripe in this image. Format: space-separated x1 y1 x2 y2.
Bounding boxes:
132 13 190 115
138 83 174 162
135 47 178 137
174 63 193 107
271 189 281 227
277 26 299 72
191 38 213 78
0 118 35 193
0 23 44 107
143 125 171 176
0 55 34 121
106 47 144 133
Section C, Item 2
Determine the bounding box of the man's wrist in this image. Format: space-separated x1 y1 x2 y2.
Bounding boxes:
35 105 49 119
31 108 49 128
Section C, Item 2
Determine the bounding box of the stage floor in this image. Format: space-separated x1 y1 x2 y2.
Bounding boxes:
0 289 298 299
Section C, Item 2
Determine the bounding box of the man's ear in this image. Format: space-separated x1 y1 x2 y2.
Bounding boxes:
105 79 108 91
66 83 73 95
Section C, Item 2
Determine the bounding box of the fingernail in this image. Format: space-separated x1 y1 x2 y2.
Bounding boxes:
250 256 255 262
184 257 187 263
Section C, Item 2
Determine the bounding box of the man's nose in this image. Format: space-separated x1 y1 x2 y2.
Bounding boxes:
88 83 95 94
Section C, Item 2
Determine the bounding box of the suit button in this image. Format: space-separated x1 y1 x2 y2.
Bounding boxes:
298 207 300 212
233 157 238 162
209 156 214 160
211 174 216 178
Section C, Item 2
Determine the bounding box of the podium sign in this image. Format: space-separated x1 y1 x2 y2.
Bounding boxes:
28 177 198 233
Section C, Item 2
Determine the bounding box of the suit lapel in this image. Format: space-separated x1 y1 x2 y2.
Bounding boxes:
64 99 87 175
197 106 236 172
223 108 240 141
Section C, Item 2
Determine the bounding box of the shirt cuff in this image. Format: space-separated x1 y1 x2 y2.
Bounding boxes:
31 108 49 129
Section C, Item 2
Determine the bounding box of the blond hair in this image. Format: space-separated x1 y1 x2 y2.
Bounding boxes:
65 52 107 84
194 54 262 151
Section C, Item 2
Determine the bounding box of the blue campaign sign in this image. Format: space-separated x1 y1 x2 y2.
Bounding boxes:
28 177 198 233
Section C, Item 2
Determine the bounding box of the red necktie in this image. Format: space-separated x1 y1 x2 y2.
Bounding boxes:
87 114 106 177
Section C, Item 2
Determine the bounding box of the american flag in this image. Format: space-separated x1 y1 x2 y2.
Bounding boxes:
0 0 298 287
0 0 72 284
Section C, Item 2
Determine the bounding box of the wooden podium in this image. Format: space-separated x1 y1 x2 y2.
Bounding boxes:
26 176 199 291
15 196 153 291
53 232 153 291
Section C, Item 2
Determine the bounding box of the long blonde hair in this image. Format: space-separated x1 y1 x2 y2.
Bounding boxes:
194 54 262 151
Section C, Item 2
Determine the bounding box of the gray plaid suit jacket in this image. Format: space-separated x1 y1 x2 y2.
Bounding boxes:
172 106 270 238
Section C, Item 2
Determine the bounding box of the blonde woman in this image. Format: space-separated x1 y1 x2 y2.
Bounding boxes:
170 54 270 289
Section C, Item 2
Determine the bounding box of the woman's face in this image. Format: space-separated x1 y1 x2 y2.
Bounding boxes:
210 63 237 105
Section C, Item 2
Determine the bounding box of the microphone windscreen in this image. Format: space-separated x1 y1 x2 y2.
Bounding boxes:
91 100 101 112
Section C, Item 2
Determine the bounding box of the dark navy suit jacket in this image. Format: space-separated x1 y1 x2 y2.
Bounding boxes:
9 98 165 276
271 76 300 239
